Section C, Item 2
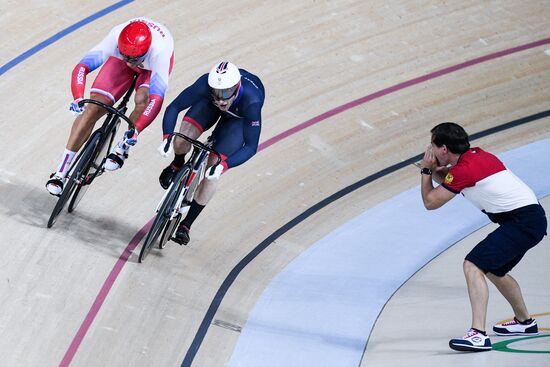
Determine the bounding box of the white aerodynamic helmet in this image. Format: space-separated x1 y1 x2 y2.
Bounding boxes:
208 61 241 100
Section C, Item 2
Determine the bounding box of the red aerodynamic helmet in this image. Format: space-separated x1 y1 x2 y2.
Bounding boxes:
118 21 152 58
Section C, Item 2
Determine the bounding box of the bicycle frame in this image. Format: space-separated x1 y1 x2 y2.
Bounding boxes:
156 134 221 220
69 78 137 184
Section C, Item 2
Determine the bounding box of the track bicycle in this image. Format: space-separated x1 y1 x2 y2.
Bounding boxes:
47 75 137 228
138 133 221 263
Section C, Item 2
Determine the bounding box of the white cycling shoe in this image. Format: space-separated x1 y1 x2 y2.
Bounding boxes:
46 174 66 196
104 143 130 171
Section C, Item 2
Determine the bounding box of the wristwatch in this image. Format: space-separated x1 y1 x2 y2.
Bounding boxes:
420 167 432 175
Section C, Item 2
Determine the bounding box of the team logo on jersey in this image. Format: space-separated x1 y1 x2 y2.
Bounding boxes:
144 98 156 116
77 66 86 85
445 173 454 184
251 120 260 127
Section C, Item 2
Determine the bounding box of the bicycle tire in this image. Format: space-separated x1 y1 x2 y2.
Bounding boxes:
47 133 100 228
47 174 77 228
68 123 118 212
68 172 91 213
159 162 203 248
139 166 191 262
67 133 103 213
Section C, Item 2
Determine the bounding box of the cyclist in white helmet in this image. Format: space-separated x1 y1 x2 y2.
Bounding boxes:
159 61 265 245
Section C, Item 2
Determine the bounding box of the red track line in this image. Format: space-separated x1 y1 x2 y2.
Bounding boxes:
59 219 153 367
258 37 550 151
60 36 550 365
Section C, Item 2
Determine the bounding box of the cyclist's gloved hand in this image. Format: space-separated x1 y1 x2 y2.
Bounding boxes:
69 98 85 115
205 164 224 180
157 137 173 157
123 128 139 146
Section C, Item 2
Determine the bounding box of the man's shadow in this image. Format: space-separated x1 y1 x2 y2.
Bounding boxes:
0 179 147 261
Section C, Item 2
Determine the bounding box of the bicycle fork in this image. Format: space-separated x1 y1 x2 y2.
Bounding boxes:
80 119 122 186
174 163 204 215
182 150 209 206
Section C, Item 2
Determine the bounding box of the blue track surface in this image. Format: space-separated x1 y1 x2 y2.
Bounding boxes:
229 138 550 367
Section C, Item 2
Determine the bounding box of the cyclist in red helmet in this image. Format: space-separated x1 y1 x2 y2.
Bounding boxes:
46 17 174 196
118 21 152 59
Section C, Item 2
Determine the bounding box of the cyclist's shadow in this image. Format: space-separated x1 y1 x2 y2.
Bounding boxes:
0 178 142 258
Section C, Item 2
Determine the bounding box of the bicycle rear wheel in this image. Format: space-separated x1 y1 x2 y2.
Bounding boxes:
47 133 100 228
159 213 182 249
68 172 92 213
139 167 191 262
69 123 118 212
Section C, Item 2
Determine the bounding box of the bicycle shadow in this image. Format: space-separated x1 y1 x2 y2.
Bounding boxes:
0 179 144 260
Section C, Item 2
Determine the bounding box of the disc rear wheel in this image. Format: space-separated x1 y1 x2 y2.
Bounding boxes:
159 213 182 249
68 132 106 212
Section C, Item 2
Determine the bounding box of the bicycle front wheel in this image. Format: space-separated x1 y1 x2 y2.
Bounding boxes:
47 174 78 228
139 167 191 262
47 133 101 228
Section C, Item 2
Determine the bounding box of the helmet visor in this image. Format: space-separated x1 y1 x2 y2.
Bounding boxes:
121 52 146 64
211 83 239 101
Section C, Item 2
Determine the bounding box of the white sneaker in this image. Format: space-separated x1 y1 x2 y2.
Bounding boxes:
46 174 66 196
449 329 492 352
493 318 538 336
104 143 129 171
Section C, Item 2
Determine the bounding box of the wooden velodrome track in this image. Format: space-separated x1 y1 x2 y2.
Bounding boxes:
1 1 549 366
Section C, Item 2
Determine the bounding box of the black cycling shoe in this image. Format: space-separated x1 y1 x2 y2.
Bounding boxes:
172 223 190 245
159 164 180 189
